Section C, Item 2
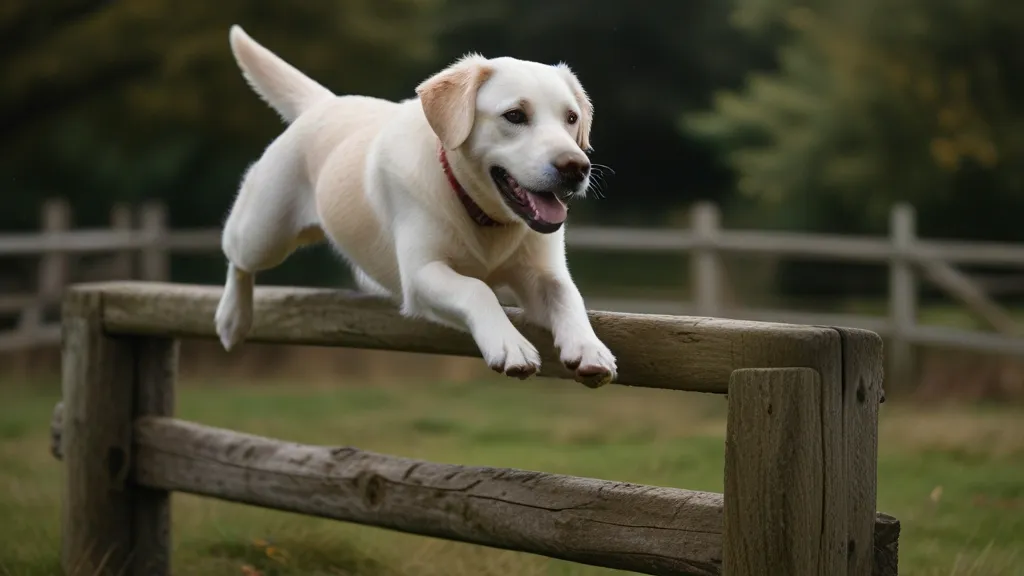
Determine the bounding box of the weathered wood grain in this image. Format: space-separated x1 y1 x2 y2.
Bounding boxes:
723 368 843 575
86 281 842 394
131 337 178 576
872 513 901 576
816 346 850 572
51 282 898 574
60 289 136 576
48 407 900 576
140 416 726 576
836 328 885 575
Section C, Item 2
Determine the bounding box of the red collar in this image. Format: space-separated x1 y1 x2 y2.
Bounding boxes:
438 143 505 227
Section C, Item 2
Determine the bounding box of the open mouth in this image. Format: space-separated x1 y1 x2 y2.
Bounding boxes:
489 167 568 234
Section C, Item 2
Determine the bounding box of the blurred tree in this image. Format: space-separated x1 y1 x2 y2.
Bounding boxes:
1 0 437 219
2 0 436 141
1 0 438 285
686 0 1024 240
433 0 771 224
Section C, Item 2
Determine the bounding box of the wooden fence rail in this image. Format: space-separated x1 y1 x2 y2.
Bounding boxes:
5 198 1024 388
48 281 898 576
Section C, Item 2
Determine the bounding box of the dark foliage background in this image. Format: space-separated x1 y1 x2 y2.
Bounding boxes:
4 0 1021 298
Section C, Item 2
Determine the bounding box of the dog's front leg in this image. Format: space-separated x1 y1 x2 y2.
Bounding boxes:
509 271 617 388
402 260 542 379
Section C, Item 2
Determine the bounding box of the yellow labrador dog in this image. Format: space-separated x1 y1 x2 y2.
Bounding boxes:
215 26 617 387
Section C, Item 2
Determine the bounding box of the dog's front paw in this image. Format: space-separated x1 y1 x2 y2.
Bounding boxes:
559 337 617 388
480 330 542 380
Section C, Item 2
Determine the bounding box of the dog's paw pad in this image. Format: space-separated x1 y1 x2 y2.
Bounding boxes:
481 331 541 380
558 337 616 388
575 364 614 389
505 364 537 380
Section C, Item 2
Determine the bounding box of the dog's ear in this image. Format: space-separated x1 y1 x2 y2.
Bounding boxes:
416 54 493 150
555 63 593 152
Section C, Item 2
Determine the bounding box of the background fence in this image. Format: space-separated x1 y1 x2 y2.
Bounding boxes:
3 198 1024 387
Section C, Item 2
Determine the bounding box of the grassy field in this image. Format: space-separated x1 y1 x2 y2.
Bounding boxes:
2 374 1023 576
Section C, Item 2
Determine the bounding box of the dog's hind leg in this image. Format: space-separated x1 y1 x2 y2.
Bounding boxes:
353 268 392 298
215 140 323 351
215 262 255 351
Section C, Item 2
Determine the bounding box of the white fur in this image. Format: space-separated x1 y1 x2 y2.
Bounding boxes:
215 26 617 386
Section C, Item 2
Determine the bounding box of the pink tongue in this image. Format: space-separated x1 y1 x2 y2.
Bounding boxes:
528 192 567 224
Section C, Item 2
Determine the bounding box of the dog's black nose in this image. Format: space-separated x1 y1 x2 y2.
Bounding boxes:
553 153 591 186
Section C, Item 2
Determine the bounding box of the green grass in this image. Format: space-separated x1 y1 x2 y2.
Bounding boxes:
2 376 1023 575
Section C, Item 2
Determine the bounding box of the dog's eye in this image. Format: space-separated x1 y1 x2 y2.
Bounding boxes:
502 109 528 125
567 111 579 125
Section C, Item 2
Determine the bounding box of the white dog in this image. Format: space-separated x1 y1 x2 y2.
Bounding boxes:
214 26 617 387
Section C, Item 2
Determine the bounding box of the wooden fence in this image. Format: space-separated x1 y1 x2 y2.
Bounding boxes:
48 282 899 575
4 198 1024 387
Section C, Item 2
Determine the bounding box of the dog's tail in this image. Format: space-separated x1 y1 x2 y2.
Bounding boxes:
228 25 334 123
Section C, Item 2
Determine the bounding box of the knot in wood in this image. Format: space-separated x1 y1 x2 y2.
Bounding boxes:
361 473 386 507
856 378 867 404
106 446 127 484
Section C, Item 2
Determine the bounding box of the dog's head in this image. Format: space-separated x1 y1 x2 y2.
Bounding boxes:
417 54 593 234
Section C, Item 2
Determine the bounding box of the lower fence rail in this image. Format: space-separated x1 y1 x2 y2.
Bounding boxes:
49 405 899 576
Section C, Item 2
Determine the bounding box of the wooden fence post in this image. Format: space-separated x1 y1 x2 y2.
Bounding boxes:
40 199 71 306
140 202 170 282
110 203 134 279
835 327 885 575
61 286 178 576
723 367 845 575
691 202 722 317
889 204 917 391
21 199 72 337
61 288 135 575
132 337 178 576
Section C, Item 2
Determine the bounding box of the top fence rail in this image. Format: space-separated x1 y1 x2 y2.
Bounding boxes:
87 281 852 394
